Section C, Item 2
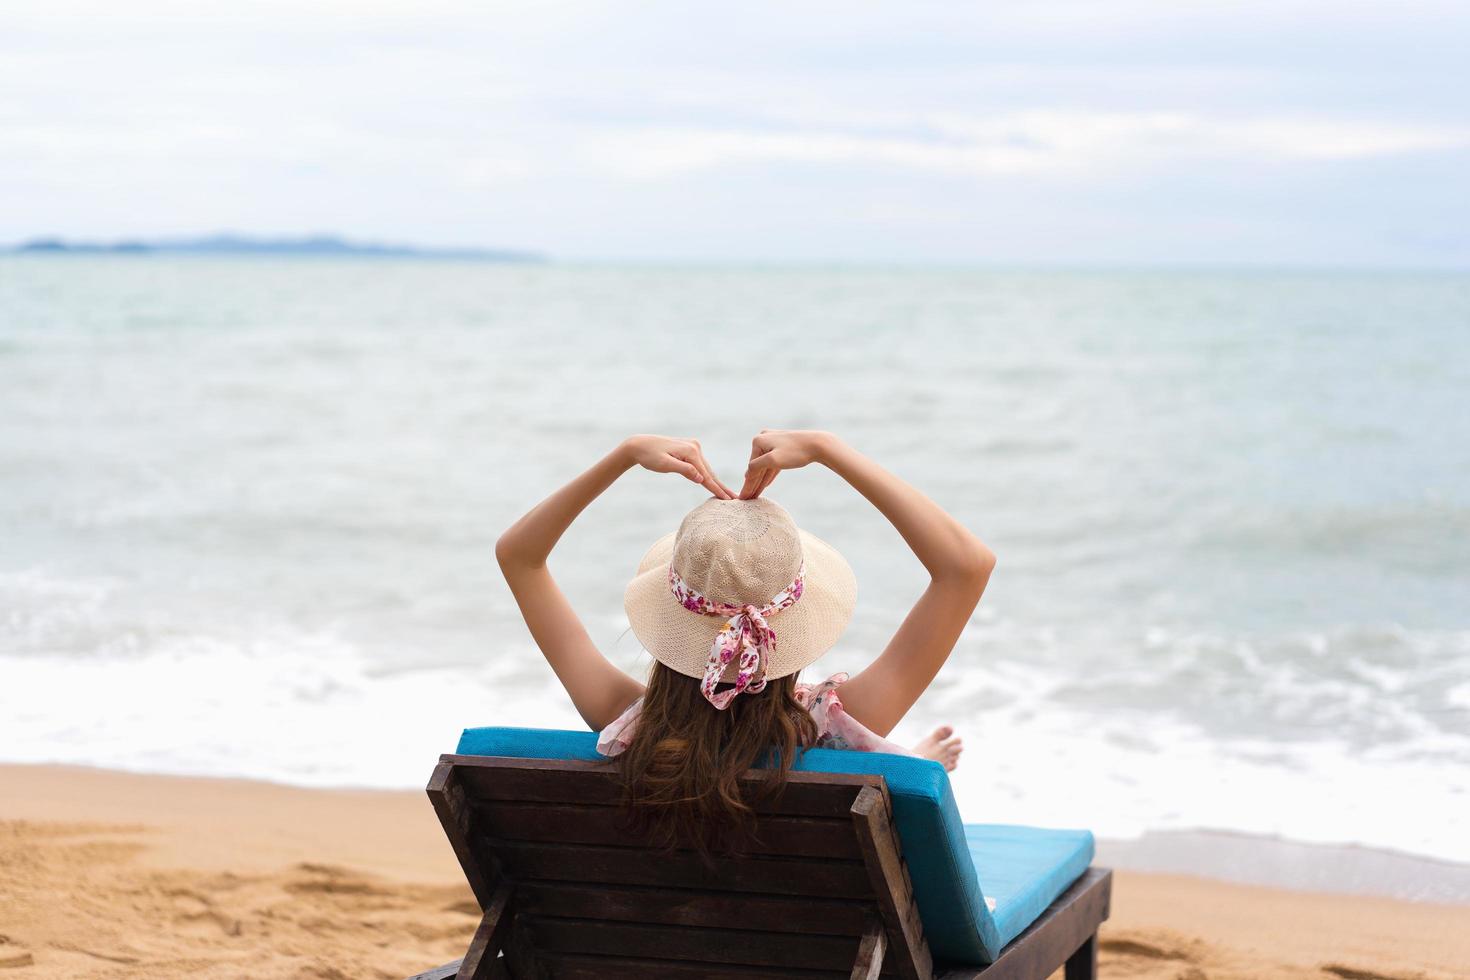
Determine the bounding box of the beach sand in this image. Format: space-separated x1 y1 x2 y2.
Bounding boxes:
2 765 1466 980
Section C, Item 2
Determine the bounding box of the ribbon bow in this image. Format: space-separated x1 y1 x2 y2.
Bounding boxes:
668 563 805 709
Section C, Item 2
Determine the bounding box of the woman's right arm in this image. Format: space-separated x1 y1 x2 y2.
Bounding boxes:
740 431 995 736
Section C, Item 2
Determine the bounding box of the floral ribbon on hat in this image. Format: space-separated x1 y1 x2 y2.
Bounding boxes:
668 563 805 709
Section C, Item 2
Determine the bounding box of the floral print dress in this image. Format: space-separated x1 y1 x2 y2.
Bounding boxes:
596 672 914 758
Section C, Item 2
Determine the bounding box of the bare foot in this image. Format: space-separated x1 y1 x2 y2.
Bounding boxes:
911 725 964 772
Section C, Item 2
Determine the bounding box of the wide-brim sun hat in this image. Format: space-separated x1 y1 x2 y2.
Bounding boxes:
625 497 856 697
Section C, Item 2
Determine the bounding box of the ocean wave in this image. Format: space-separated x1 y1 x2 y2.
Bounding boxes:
0 628 585 788
1187 501 1470 574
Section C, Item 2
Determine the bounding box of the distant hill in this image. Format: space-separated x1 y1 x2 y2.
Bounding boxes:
9 234 544 262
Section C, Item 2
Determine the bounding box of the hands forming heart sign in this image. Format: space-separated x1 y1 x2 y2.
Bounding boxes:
622 430 836 502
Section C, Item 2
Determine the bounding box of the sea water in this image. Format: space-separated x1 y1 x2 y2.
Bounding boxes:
2 258 1467 862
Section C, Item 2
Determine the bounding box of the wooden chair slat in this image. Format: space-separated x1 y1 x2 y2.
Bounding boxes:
495 841 873 898
516 881 873 935
537 951 851 979
443 754 882 817
851 918 888 980
522 916 868 970
478 800 863 859
502 918 540 979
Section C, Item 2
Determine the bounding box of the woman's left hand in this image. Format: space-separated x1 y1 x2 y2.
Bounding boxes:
623 434 735 499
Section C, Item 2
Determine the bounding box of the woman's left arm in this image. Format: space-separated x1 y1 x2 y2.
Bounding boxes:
496 435 732 730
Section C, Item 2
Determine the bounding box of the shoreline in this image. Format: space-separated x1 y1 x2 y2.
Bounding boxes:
9 760 1464 903
3 763 1468 979
1098 829 1470 906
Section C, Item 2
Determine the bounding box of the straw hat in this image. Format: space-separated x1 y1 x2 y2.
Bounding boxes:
624 497 856 683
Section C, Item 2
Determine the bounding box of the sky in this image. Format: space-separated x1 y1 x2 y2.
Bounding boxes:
2 1 1468 265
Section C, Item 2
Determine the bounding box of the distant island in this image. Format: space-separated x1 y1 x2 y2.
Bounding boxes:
7 234 544 262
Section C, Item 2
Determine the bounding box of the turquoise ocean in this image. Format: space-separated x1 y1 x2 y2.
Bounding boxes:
2 258 1466 862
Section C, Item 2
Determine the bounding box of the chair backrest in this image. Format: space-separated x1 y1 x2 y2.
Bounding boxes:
454 727 1003 965
431 753 931 978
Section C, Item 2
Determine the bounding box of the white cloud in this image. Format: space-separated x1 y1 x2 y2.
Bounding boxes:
1 0 1467 261
585 112 1470 179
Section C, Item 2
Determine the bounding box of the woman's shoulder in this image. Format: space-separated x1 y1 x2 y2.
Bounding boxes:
799 671 914 756
595 695 644 757
794 671 851 705
796 672 850 734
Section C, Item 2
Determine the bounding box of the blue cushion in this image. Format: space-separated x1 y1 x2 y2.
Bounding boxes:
455 726 1090 964
963 824 1095 949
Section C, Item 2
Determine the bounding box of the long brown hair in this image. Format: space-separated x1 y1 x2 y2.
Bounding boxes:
616 662 818 854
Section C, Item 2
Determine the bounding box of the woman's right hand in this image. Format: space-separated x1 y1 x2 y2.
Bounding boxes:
622 435 735 499
738 429 837 499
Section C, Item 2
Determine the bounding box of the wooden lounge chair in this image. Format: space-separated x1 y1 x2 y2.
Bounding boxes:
405 730 1110 980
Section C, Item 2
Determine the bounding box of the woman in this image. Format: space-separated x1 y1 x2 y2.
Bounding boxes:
495 430 995 850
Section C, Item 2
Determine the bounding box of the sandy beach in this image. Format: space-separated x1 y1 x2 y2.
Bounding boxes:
2 765 1465 980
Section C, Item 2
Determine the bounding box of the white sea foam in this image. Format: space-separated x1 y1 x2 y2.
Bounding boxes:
0 627 583 789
